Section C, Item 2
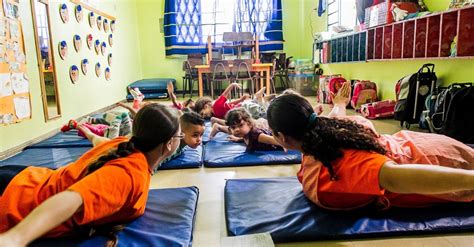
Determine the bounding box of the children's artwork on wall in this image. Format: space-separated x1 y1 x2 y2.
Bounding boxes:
88 12 95 28
73 34 82 52
58 40 67 60
94 39 100 54
108 53 112 66
86 34 93 50
81 59 88 75
97 16 102 31
105 67 110 81
69 65 79 83
101 41 106 55
103 19 109 32
0 0 32 125
75 5 83 23
3 0 19 19
59 3 69 23
110 20 115 32
95 62 101 77
8 20 19 39
108 34 113 47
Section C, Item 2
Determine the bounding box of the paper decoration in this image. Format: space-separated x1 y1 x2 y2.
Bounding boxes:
108 53 112 66
81 59 88 75
95 62 101 77
13 96 30 119
59 3 69 23
11 73 28 94
58 40 68 59
86 34 93 49
110 20 115 32
9 20 19 39
3 0 19 19
75 5 83 23
69 65 79 83
73 34 82 52
0 113 14 124
103 19 109 32
101 41 106 55
105 67 110 81
97 16 102 31
0 19 7 38
88 12 95 28
108 34 113 47
94 39 100 54
0 73 12 97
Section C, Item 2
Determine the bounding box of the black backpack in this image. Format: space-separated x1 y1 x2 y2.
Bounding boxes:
426 83 474 143
394 63 437 129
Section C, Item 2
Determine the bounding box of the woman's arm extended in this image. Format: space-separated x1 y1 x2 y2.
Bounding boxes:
379 161 474 195
0 191 83 246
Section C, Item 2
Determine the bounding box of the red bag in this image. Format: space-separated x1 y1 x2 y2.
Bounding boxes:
360 100 396 119
318 75 343 104
328 77 346 104
351 80 378 110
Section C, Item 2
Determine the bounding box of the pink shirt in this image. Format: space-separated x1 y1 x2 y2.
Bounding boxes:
212 95 237 119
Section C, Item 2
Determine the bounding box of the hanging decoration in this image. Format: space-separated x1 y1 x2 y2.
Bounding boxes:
108 34 113 47
73 34 82 52
75 5 83 23
86 34 93 49
88 12 95 28
101 41 107 55
97 16 102 31
59 3 69 23
105 67 110 81
69 65 79 83
103 19 109 32
108 53 112 66
95 62 101 77
58 40 68 60
94 39 100 54
81 59 88 75
110 20 115 32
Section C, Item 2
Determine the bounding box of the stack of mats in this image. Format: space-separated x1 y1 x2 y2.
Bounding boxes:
126 78 176 100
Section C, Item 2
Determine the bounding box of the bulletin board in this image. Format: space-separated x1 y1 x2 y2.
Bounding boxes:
0 0 32 125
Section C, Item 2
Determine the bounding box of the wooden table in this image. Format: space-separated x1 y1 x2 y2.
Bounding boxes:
195 63 273 97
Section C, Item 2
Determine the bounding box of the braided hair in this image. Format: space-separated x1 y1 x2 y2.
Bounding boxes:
85 103 179 176
267 94 386 180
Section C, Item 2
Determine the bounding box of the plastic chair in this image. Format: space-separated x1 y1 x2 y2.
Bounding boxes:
275 53 292 90
210 60 232 99
237 32 254 59
231 59 255 97
182 56 204 98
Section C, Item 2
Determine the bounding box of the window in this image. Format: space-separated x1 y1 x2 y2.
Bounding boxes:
164 0 283 56
327 0 358 31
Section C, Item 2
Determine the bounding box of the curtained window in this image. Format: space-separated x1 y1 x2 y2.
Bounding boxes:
164 0 283 56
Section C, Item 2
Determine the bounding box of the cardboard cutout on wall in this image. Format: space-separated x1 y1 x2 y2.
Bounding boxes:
94 39 100 54
104 19 109 32
110 20 115 32
59 3 69 23
81 59 88 75
105 67 110 81
108 53 112 66
101 41 106 55
69 65 79 83
73 34 82 52
97 16 102 31
75 5 83 23
108 34 113 47
95 62 101 77
88 12 95 28
86 34 93 49
58 40 67 59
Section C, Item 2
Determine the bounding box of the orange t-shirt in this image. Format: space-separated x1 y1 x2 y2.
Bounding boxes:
0 137 152 237
298 150 449 210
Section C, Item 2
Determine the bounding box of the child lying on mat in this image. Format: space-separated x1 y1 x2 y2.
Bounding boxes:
193 82 272 120
267 92 474 211
77 110 205 171
209 108 284 152
0 104 181 246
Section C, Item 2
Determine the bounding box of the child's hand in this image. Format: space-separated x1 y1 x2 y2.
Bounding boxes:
210 117 219 125
231 82 241 89
209 123 220 139
240 94 250 101
227 135 242 142
313 104 324 115
167 81 174 94
331 81 351 105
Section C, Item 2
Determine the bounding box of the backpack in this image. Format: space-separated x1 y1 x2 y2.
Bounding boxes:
328 76 346 103
350 80 378 110
360 100 396 119
394 63 437 128
426 83 474 143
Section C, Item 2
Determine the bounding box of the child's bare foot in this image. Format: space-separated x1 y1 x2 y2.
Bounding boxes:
167 81 174 95
254 87 266 102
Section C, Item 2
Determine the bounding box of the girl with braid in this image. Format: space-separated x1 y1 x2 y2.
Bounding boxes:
0 103 182 245
267 94 474 211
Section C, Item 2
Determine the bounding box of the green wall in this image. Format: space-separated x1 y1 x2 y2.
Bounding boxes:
0 1 142 152
303 0 474 100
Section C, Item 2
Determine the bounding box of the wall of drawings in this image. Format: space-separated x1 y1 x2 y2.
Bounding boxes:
0 0 31 125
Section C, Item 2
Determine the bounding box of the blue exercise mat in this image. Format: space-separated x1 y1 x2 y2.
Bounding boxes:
0 147 90 169
225 177 474 243
202 121 212 143
159 145 203 170
126 78 176 100
32 186 199 247
204 132 302 167
26 130 92 149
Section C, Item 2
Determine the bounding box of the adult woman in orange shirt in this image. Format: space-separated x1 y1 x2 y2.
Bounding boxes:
0 103 181 246
267 93 474 211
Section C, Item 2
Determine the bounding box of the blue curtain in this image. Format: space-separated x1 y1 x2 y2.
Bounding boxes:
164 0 283 56
318 0 327 17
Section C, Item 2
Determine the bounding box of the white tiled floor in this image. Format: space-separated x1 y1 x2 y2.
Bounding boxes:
144 97 472 247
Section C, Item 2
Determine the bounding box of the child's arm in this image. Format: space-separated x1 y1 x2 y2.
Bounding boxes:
221 82 241 99
210 117 226 125
258 133 287 151
167 81 180 107
118 102 138 117
210 123 230 139
229 94 250 105
0 191 83 246
327 81 351 118
379 161 474 195
227 135 244 142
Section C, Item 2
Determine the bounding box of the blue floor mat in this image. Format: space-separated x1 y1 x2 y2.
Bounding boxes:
32 186 199 247
203 132 301 167
0 147 90 169
225 177 474 243
202 121 212 144
160 145 203 170
26 130 92 149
